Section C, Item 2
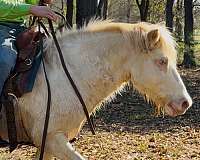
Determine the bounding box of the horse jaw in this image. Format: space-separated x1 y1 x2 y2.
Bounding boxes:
130 62 192 117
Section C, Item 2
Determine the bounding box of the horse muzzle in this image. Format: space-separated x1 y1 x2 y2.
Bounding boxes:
165 97 192 117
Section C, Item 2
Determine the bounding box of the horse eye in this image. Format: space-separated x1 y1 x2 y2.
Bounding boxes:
159 57 168 66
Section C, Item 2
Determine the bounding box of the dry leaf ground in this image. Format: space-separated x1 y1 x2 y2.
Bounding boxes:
0 68 200 160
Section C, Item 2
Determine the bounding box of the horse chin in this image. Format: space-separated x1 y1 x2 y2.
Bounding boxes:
142 92 182 117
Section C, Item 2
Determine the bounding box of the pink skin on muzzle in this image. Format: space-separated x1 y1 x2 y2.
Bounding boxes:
166 98 192 117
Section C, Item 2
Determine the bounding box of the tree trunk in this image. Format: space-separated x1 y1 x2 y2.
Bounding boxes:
166 0 175 32
102 0 108 19
76 0 98 29
175 0 183 40
97 0 108 19
136 0 149 21
127 0 131 23
66 0 73 28
97 0 103 18
182 0 196 67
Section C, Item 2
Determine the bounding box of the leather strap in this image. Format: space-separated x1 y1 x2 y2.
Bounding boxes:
38 28 52 160
2 92 18 152
48 19 96 134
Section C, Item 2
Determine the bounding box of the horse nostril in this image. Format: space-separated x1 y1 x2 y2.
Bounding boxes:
181 100 189 110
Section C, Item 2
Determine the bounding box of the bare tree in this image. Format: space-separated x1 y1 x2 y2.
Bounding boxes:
127 0 131 22
76 0 98 28
166 0 175 32
174 0 183 40
182 0 196 67
97 0 108 19
103 0 108 19
135 0 149 21
66 0 73 28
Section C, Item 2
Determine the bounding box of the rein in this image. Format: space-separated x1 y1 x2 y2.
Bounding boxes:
37 1 95 159
47 19 96 135
38 23 52 160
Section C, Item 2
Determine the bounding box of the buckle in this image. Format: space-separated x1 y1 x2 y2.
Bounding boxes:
25 58 32 66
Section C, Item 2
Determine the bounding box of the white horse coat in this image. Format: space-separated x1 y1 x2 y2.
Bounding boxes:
0 21 192 159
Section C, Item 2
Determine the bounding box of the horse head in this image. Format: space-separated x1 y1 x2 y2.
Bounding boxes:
125 23 192 117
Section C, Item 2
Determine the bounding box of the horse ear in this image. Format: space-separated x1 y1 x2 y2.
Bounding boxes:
147 29 160 50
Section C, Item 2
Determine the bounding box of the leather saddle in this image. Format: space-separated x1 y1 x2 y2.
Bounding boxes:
0 27 44 151
9 27 43 97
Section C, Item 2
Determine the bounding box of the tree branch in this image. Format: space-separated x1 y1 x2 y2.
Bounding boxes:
136 0 141 7
144 0 149 17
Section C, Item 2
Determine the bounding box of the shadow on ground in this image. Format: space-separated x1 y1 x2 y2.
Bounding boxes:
84 68 200 135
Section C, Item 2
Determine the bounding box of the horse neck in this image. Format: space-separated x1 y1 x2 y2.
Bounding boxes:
51 31 133 112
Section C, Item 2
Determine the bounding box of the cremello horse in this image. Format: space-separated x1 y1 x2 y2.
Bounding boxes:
0 20 192 159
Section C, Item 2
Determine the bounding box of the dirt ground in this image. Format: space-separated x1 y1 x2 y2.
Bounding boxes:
0 68 200 160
